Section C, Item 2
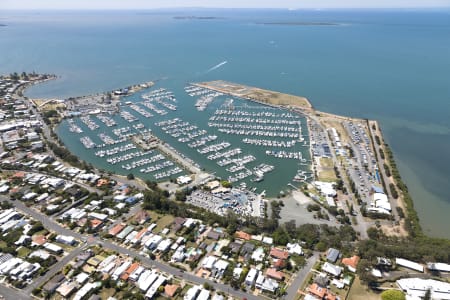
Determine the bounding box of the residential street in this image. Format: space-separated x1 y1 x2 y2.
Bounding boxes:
4 197 263 300
285 252 319 300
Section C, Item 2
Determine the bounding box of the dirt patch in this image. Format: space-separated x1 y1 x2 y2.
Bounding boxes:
381 220 408 237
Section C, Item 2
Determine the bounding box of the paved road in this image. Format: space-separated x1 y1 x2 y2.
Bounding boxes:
285 252 319 300
0 283 31 300
368 120 399 221
5 198 262 300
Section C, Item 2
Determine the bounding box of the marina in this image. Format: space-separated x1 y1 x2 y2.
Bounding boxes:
57 82 312 195
68 119 83 133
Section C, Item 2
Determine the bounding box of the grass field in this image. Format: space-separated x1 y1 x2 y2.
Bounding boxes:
17 246 32 258
318 157 338 182
320 157 334 168
155 215 175 232
99 288 116 300
347 278 382 300
318 169 337 182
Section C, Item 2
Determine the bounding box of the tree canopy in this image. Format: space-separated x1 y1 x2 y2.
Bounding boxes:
381 290 406 300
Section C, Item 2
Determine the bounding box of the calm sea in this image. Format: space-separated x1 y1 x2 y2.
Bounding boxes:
1 9 449 237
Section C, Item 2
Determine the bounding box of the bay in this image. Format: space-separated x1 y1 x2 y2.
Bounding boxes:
1 9 449 237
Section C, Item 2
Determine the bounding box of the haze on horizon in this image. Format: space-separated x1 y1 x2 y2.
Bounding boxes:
2 0 450 10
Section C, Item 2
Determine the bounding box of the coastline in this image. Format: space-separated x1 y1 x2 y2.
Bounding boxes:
16 76 423 238
197 80 412 237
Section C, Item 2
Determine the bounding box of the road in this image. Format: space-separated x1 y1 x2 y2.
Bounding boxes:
4 198 263 300
368 120 399 221
285 252 319 300
0 284 31 300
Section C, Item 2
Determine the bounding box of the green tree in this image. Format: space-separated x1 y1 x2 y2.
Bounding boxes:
220 180 232 188
381 290 406 300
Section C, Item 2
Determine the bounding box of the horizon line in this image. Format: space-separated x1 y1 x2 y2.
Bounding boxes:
2 6 450 11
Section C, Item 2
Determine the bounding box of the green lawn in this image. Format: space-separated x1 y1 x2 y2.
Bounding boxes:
347 277 382 300
17 246 32 258
154 215 175 233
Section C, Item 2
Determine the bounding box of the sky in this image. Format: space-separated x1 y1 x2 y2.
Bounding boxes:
2 0 450 10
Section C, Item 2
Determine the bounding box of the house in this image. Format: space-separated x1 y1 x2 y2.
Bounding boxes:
287 243 303 256
172 217 185 232
262 236 273 245
75 272 89 284
251 247 265 262
133 210 150 225
322 262 343 277
369 192 391 214
212 295 224 300
229 241 242 254
109 224 125 236
197 289 210 300
308 283 326 299
255 274 279 293
202 256 217 270
29 250 51 260
266 268 285 281
43 242 63 255
87 255 105 267
245 268 258 286
89 218 103 230
314 274 329 288
73 282 100 300
331 278 345 289
157 238 172 252
56 235 76 246
164 284 180 298
120 262 140 281
397 278 450 300
395 258 424 273
273 258 287 270
326 248 340 263
206 230 221 241
342 255 360 273
117 225 134 240
56 281 77 298
427 262 450 273
213 259 229 277
240 242 255 257
235 231 251 241
270 248 289 260
176 175 192 185
43 273 65 294
233 267 243 279
184 285 201 300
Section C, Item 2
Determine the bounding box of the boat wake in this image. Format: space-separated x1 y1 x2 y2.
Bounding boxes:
205 60 228 73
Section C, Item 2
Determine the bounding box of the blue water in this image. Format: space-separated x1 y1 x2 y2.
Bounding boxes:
1 9 449 237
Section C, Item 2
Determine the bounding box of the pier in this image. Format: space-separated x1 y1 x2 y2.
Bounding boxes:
157 142 201 174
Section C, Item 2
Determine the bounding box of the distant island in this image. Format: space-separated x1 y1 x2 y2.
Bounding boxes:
174 16 223 20
257 22 339 26
0 24 7 27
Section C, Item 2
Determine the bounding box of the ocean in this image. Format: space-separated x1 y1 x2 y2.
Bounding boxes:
1 9 449 237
